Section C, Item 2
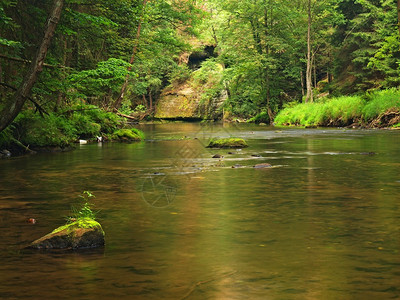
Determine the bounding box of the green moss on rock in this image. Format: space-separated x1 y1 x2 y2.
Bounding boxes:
112 128 145 142
52 218 104 234
207 138 248 148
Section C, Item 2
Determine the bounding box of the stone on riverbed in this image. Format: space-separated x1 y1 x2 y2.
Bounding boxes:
254 163 272 168
28 218 105 250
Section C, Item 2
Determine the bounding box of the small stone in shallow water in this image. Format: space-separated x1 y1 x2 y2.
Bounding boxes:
254 163 272 169
212 154 223 158
231 164 243 168
251 154 262 157
360 152 376 155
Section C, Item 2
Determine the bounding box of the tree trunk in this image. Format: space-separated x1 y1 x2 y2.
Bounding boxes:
149 89 153 110
0 0 64 132
305 0 313 103
115 0 148 109
264 6 273 122
313 53 317 88
300 70 305 96
398 0 400 38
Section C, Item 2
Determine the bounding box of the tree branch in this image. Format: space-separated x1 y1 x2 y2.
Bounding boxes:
0 53 69 69
0 82 48 117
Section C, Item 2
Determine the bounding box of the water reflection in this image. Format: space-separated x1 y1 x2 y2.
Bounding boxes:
0 123 399 299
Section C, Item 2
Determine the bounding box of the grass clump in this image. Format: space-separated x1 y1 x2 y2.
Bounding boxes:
207 137 248 148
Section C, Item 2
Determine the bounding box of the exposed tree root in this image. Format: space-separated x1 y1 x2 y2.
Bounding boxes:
367 108 400 128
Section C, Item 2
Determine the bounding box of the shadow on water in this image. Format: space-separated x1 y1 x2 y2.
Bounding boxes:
0 123 400 299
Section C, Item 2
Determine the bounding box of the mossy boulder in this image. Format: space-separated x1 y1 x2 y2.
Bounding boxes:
112 128 144 142
28 218 105 250
207 138 248 149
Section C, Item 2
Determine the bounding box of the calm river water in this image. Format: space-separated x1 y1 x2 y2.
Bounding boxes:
0 123 399 299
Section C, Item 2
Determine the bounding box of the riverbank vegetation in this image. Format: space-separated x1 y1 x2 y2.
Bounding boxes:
1 0 400 153
274 89 400 128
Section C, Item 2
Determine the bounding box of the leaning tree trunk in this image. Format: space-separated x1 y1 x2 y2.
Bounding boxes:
0 0 64 132
305 0 313 103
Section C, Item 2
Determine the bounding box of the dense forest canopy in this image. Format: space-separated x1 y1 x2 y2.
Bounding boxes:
1 0 400 138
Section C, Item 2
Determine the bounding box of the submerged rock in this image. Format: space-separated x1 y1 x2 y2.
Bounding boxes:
254 163 272 169
212 154 224 158
207 138 248 149
28 218 105 250
0 150 11 158
231 164 244 168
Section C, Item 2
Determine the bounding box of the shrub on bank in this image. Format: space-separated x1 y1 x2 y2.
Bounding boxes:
1 104 134 149
247 111 270 124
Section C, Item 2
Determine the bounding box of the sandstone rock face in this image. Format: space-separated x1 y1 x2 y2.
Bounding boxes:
155 85 201 119
155 63 227 120
28 218 105 250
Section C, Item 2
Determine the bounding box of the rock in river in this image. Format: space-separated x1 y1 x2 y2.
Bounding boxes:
254 163 272 169
207 138 248 149
28 218 105 250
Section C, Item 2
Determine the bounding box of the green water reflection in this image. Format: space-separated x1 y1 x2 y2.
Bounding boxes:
0 123 399 299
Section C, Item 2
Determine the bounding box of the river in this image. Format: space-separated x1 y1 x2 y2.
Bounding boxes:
0 123 399 299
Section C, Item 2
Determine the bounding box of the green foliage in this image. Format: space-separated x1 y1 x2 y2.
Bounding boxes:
0 124 14 148
70 113 101 138
247 112 270 124
168 64 191 85
11 104 125 148
67 58 132 102
134 104 146 112
80 105 124 134
14 110 77 147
